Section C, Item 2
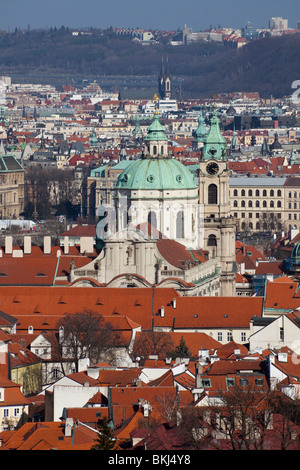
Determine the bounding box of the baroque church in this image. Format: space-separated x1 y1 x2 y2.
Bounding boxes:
70 104 237 297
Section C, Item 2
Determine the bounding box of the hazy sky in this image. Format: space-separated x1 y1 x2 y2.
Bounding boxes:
1 0 299 32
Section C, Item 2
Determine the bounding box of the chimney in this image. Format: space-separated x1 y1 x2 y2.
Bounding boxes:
195 362 203 389
65 418 73 437
80 237 94 254
43 236 51 254
5 236 12 254
24 236 31 254
64 236 69 254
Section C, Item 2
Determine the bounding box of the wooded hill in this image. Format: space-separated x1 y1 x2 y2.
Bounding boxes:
0 28 299 99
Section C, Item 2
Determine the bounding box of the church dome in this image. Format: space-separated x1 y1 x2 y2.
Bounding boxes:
115 157 197 191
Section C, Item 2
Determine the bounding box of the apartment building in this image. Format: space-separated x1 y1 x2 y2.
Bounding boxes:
0 154 24 219
229 176 300 233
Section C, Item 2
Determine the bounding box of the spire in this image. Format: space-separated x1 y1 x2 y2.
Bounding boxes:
192 109 208 150
202 108 227 160
231 123 236 149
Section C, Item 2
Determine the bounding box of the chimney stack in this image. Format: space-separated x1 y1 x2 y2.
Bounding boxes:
64 236 69 254
43 236 51 254
5 236 12 254
24 236 31 254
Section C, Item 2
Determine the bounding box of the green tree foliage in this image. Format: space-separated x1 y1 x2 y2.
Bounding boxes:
172 336 192 359
91 417 116 450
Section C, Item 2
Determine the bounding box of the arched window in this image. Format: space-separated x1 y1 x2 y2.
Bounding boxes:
176 211 184 238
234 200 238 207
233 189 238 196
270 189 274 197
248 189 252 197
256 189 260 197
256 200 260 207
263 200 267 207
277 201 281 207
256 222 260 230
241 200 245 207
263 189 267 197
241 189 245 197
208 234 217 246
148 211 157 229
277 190 281 197
153 145 157 155
270 200 274 208
208 184 218 204
248 200 252 207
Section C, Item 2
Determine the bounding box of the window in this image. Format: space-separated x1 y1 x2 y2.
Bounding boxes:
208 184 218 204
248 190 252 197
227 332 233 342
263 189 267 197
280 327 284 342
248 200 252 207
240 378 249 387
217 332 223 342
176 211 184 238
208 234 217 247
3 409 9 418
255 190 260 196
226 378 235 388
14 408 20 417
241 200 245 207
241 332 246 342
256 201 260 207
234 200 238 207
201 379 211 388
233 189 238 196
277 190 281 197
241 189 245 196
148 211 157 229
255 378 264 386
270 190 274 197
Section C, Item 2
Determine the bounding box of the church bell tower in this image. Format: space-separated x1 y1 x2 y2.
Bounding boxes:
199 108 236 296
158 57 171 100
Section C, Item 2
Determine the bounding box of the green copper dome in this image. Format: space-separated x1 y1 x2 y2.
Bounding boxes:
116 157 197 191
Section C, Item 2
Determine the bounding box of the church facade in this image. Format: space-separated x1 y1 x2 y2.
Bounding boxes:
71 107 236 297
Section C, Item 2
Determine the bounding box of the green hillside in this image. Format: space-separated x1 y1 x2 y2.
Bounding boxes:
0 28 299 99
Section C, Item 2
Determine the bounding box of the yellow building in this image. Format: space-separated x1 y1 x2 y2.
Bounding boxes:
0 154 25 219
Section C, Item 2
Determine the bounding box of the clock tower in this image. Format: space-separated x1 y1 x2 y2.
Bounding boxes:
198 108 236 296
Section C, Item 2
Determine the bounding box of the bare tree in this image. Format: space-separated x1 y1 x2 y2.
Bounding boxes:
56 309 121 371
131 331 175 364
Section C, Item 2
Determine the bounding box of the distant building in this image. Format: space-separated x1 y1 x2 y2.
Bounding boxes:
269 17 288 31
241 22 258 40
158 57 171 100
0 154 24 219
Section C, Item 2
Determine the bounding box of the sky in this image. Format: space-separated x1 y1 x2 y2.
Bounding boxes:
0 0 299 32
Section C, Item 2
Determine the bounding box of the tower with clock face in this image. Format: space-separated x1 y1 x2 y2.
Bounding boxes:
198 108 236 296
